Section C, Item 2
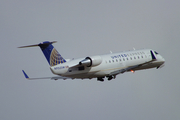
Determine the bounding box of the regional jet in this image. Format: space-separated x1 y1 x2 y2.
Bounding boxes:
19 41 165 81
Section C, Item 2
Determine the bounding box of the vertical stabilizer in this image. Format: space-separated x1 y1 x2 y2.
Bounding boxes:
38 41 66 66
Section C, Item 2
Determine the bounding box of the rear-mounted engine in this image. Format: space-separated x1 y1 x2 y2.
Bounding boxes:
79 56 102 67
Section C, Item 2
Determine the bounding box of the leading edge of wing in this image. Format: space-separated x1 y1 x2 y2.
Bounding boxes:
22 70 70 80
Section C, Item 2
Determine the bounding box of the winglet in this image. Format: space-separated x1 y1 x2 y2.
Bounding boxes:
150 50 156 60
22 70 29 79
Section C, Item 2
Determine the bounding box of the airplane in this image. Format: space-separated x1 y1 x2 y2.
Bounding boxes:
19 41 165 81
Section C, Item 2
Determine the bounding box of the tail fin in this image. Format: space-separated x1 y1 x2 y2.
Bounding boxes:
19 41 66 66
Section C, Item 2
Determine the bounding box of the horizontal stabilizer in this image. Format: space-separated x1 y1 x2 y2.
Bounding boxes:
18 41 57 48
18 44 39 48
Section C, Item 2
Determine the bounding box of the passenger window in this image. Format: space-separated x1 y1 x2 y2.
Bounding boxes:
127 58 128 60
109 60 111 63
123 58 125 61
134 57 136 59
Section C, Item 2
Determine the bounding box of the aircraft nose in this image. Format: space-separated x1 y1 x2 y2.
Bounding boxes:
159 55 165 65
156 55 165 69
161 56 165 63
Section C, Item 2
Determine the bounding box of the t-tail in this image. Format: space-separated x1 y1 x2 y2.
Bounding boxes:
18 41 66 66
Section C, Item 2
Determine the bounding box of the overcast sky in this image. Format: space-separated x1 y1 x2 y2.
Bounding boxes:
1 0 180 120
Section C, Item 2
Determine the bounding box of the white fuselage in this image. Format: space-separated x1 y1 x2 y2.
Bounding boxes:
50 49 165 79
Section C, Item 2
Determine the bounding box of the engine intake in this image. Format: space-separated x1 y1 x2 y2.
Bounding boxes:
79 56 102 67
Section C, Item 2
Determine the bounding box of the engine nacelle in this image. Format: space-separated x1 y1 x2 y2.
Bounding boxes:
79 56 102 67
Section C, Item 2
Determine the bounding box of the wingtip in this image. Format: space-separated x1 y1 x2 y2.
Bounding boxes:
22 70 29 79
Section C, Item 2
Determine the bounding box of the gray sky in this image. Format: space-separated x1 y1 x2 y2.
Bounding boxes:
1 0 180 120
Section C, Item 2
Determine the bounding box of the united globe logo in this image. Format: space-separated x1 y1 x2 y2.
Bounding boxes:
50 48 65 66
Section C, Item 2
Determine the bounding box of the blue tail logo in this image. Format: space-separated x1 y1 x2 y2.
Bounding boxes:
49 48 66 66
18 41 66 66
39 41 66 66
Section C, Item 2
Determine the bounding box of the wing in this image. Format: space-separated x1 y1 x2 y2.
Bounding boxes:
22 70 71 80
109 59 156 76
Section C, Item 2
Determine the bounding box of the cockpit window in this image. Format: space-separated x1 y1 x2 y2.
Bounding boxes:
154 51 158 54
